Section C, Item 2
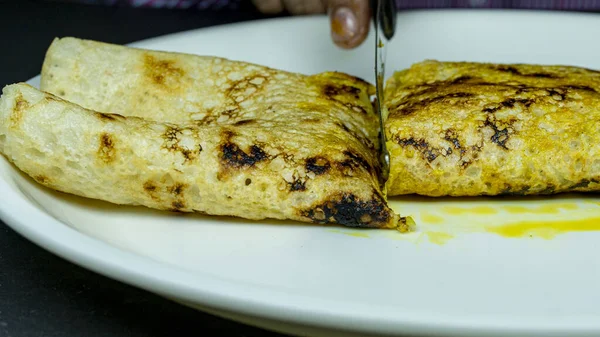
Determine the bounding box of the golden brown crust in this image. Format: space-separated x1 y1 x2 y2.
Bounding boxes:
385 60 600 197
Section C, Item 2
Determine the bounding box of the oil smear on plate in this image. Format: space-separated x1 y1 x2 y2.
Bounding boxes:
383 194 600 244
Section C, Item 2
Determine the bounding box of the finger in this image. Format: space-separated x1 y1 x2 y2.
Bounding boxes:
252 0 285 14
328 0 370 49
282 0 326 14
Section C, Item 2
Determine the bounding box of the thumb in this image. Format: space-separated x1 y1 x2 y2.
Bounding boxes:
328 0 371 49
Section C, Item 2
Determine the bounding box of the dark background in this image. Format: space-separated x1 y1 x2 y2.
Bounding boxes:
0 1 289 336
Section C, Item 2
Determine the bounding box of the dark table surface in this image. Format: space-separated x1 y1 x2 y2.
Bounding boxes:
0 1 289 336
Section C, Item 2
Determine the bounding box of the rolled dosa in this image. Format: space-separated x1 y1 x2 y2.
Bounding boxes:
385 60 600 197
0 83 406 229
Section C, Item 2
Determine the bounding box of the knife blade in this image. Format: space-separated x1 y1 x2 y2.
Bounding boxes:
371 0 396 186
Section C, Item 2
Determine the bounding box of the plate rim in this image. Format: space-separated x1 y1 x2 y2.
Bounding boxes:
5 169 599 337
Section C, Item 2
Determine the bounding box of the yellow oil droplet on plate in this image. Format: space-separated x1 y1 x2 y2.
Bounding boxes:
420 213 444 224
502 205 540 214
441 205 498 215
425 231 454 245
328 229 369 238
502 203 578 215
486 217 600 239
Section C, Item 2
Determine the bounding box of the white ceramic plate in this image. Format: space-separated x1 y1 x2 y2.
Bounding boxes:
3 10 600 337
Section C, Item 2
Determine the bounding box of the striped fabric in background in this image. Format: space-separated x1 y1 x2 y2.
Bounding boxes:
57 0 600 11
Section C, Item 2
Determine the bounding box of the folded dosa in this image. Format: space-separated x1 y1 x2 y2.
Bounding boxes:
0 38 409 230
385 60 600 197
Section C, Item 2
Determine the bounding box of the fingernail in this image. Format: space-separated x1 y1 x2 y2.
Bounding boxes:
330 6 359 45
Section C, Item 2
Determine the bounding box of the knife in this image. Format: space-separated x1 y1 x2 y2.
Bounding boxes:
371 0 396 186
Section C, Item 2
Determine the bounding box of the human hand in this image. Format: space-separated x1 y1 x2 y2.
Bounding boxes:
251 0 371 49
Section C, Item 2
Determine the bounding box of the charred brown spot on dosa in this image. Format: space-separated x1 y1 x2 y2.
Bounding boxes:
394 133 481 168
233 119 255 126
167 182 188 196
338 150 373 175
163 127 180 148
170 200 186 212
96 112 125 122
389 92 474 117
44 95 63 103
305 157 331 175
499 185 530 196
34 175 49 184
450 75 475 84
10 94 29 126
161 126 202 162
219 131 268 172
143 54 184 86
494 65 562 79
303 118 321 124
289 178 307 192
323 84 362 99
539 185 557 195
169 182 188 211
98 133 116 163
444 129 465 157
321 83 369 115
499 184 557 196
143 181 157 192
572 178 600 189
222 143 267 168
182 147 202 161
301 192 390 228
546 88 567 101
400 79 478 99
562 85 597 93
143 181 161 201
483 115 515 150
498 178 600 196
483 98 534 113
500 84 597 97
225 75 268 107
394 137 439 163
399 79 599 111
319 78 373 116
